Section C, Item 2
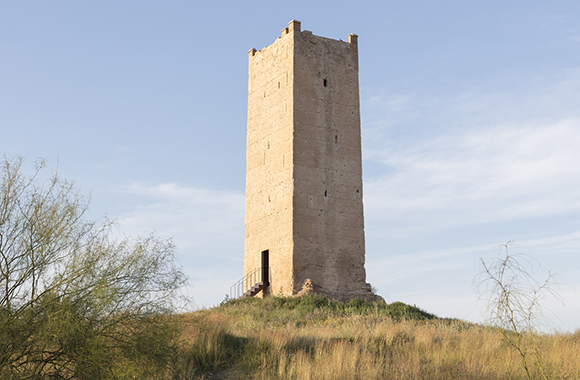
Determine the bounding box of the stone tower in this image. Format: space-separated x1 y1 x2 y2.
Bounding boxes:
244 20 378 302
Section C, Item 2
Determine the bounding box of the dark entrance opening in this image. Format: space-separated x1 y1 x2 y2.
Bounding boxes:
261 250 270 286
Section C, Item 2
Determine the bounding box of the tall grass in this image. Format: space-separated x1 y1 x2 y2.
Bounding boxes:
172 295 580 379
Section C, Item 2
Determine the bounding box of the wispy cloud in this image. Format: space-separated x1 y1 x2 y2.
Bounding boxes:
118 183 244 254
362 67 580 234
112 182 245 308
367 233 580 332
365 120 580 233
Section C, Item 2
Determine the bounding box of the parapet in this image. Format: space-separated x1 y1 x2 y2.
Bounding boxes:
250 20 357 59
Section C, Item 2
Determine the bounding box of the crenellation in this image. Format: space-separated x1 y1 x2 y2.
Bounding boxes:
348 33 358 45
288 19 301 33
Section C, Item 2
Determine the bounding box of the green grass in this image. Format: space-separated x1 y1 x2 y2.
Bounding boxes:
172 295 579 379
224 294 437 321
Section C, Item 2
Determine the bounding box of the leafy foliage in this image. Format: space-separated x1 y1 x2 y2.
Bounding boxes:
0 157 187 379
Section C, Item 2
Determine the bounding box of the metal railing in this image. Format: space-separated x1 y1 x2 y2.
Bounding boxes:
230 266 270 299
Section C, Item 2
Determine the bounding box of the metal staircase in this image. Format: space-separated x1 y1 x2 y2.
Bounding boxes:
230 265 270 299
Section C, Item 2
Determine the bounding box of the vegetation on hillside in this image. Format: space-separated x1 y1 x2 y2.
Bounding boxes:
175 295 580 379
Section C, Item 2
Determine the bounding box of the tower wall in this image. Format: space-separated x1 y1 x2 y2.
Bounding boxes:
245 22 297 296
292 29 369 297
245 21 376 301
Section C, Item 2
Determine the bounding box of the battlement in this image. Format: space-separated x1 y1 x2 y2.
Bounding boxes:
281 19 301 36
249 20 356 58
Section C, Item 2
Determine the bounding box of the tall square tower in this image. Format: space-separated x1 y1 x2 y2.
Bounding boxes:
244 20 378 302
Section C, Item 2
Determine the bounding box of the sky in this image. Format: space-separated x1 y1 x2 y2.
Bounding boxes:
1 1 579 332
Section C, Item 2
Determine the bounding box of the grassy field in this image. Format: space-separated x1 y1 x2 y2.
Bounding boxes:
169 295 580 379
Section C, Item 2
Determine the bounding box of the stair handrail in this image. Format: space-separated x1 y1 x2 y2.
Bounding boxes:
230 266 270 299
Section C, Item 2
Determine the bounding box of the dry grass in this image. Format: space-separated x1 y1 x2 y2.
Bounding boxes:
170 296 580 379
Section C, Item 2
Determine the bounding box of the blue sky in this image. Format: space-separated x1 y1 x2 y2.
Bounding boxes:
2 1 580 332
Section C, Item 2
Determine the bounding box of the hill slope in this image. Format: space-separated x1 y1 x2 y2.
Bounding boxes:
172 295 580 379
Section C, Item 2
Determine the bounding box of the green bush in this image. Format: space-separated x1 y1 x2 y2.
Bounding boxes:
0 157 187 379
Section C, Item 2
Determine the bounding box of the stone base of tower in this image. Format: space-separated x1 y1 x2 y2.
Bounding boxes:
296 279 384 303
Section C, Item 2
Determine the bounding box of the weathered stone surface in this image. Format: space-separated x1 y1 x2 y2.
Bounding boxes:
244 20 381 302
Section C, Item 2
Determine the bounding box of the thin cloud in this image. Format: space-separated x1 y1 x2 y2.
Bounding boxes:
362 68 580 233
365 120 580 232
111 182 245 308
